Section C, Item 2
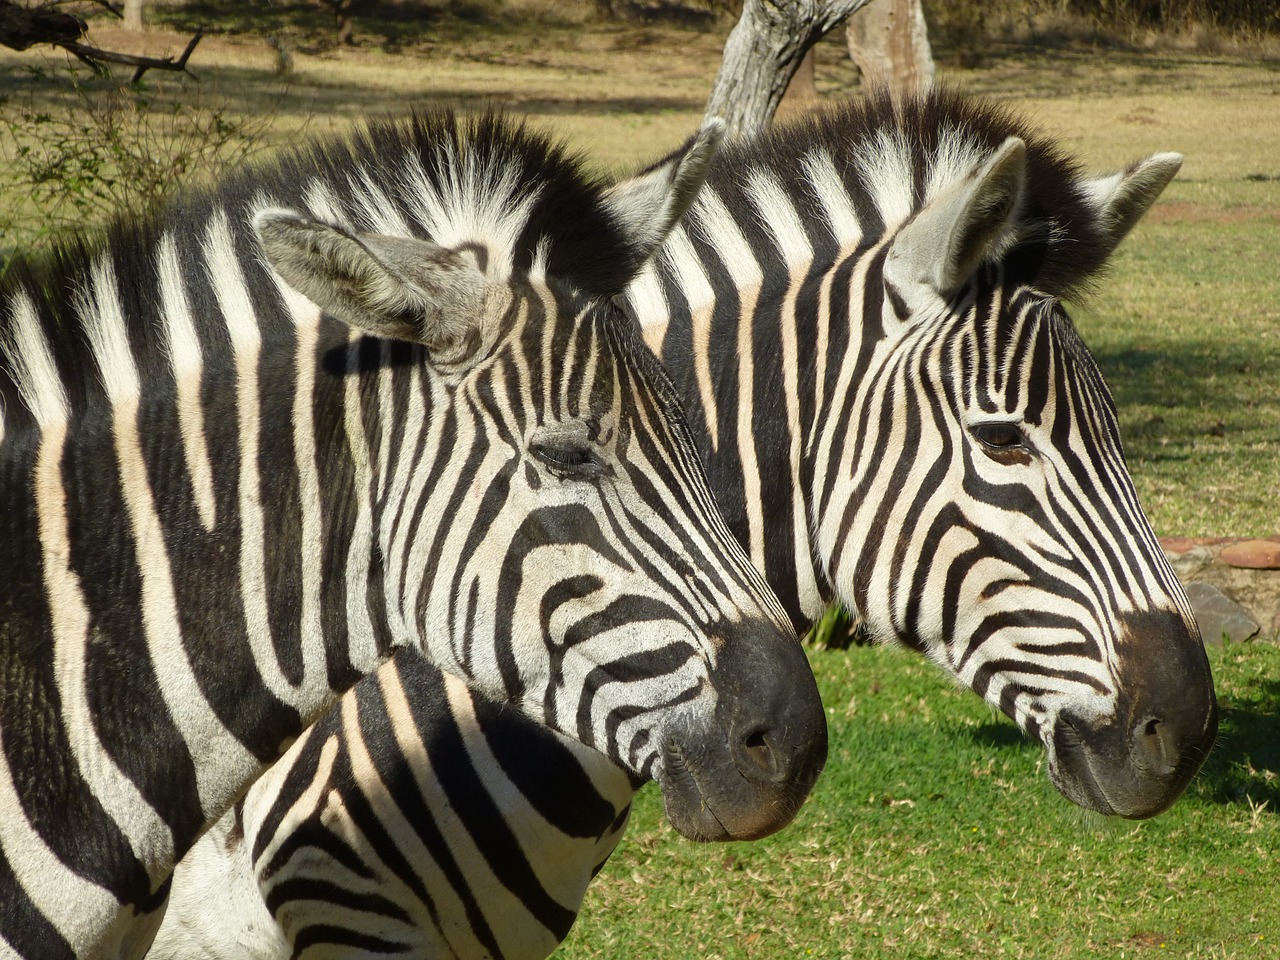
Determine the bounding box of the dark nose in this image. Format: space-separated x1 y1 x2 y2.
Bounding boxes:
734 726 785 782
715 622 828 789
1119 608 1218 790
658 619 827 842
1051 608 1217 819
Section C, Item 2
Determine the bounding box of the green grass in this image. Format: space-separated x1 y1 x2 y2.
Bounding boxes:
557 641 1280 959
1074 200 1280 536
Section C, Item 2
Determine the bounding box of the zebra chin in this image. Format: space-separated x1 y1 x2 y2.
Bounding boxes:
656 737 823 842
654 624 829 842
1044 609 1219 820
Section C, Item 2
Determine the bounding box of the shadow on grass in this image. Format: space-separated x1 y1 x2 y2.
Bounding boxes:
1092 341 1247 412
149 0 503 52
1195 672 1280 810
967 722 1030 752
145 0 719 55
1088 338 1279 469
0 59 705 125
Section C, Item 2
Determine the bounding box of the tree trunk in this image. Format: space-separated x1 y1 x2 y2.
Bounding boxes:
845 0 934 97
704 0 874 140
777 47 819 123
311 0 357 46
123 0 143 31
783 47 818 102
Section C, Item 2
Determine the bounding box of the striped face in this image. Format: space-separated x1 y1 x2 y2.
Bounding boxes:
635 93 1216 819
368 268 829 842
819 125 1215 820
249 118 827 846
822 270 1214 818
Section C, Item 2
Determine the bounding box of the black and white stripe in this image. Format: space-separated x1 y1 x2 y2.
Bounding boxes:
635 91 1215 818
162 652 636 960
150 90 1218 960
0 111 827 959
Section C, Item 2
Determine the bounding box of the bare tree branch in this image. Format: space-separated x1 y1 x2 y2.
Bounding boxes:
704 0 875 139
0 0 201 80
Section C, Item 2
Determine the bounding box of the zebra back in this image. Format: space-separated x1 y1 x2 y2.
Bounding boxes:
161 652 634 960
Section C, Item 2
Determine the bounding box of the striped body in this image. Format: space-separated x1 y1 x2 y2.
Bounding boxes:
0 113 826 958
159 653 633 960
152 91 1218 959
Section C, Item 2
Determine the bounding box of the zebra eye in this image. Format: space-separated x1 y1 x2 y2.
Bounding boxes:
972 422 1031 462
531 442 603 478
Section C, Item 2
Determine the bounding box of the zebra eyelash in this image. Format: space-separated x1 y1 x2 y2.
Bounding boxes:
530 440 604 478
970 421 1034 464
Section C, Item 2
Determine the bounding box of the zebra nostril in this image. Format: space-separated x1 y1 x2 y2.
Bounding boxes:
737 728 782 781
1133 715 1177 774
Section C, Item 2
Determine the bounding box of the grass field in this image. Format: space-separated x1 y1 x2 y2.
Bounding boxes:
2 8 1278 956
561 639 1280 960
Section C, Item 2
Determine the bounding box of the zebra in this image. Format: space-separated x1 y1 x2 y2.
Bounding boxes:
156 652 637 960
149 89 1220 960
0 110 830 960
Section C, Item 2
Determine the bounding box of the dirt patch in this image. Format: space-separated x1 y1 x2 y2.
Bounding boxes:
1145 201 1280 225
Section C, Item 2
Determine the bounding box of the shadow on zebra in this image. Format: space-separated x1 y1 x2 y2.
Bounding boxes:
0 110 831 958
152 88 1220 960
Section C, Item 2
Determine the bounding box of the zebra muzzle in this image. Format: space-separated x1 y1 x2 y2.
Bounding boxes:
656 621 828 842
1046 608 1218 819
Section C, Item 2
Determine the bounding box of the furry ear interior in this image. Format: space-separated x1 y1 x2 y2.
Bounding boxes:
1080 152 1182 253
255 208 493 369
886 136 1027 299
602 118 725 267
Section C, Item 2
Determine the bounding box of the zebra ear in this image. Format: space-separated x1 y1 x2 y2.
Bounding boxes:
886 136 1027 300
255 208 490 366
1080 152 1181 252
602 118 725 262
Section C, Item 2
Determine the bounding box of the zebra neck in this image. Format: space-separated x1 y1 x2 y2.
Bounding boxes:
0 237 407 897
630 259 853 632
629 192 899 633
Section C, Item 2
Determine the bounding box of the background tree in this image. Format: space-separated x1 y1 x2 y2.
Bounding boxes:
0 0 199 79
846 0 933 97
704 0 875 138
315 0 359 45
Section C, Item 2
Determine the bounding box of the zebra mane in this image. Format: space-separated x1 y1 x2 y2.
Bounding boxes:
712 88 1120 300
0 110 646 439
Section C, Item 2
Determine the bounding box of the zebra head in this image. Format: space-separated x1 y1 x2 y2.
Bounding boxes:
806 95 1216 818
252 115 826 842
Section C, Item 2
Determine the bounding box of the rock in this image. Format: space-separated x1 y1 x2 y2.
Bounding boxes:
1184 581 1260 645
1165 544 1213 579
1219 539 1280 570
1159 536 1201 556
1159 536 1234 550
